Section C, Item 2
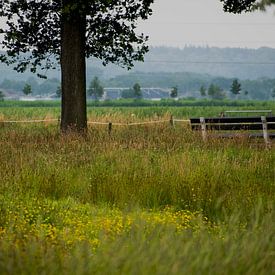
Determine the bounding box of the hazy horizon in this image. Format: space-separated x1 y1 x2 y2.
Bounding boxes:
137 0 275 49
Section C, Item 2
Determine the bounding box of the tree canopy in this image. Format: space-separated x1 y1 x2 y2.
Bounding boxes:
22 84 32 96
170 87 178 98
0 0 153 75
88 77 104 99
133 82 142 99
199 85 207 97
121 83 142 99
220 0 275 13
230 79 242 95
0 0 154 132
251 0 275 10
208 84 226 100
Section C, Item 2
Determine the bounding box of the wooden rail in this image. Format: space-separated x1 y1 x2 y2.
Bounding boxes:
190 116 275 147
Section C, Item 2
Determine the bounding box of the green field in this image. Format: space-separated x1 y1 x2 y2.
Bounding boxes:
0 103 274 274
1 98 275 119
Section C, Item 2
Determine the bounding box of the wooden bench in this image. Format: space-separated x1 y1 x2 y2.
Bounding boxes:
190 116 275 146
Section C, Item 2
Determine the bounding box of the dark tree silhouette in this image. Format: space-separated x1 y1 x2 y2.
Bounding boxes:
230 79 242 95
221 0 275 12
0 0 153 132
23 84 32 96
220 0 257 13
121 83 142 99
170 87 178 98
88 77 104 100
199 85 207 97
133 83 142 99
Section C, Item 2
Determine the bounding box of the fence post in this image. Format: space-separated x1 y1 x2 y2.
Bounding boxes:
57 116 61 129
108 122 112 135
200 117 207 142
261 116 270 148
170 115 174 127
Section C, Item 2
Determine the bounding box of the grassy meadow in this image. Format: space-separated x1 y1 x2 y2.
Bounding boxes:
0 102 274 274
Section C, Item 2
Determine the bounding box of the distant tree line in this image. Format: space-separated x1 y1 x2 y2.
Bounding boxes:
0 77 60 95
1 46 275 83
105 72 275 100
1 74 275 101
199 79 247 100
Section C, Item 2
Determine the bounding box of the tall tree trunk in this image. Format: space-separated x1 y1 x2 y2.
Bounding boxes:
60 2 87 133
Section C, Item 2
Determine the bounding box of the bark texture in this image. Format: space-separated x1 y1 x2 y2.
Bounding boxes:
61 2 87 132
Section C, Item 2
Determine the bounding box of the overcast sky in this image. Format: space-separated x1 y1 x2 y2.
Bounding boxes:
0 0 274 49
137 0 275 48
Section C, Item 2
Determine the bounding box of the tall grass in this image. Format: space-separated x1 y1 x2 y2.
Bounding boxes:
1 122 274 216
0 107 274 274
